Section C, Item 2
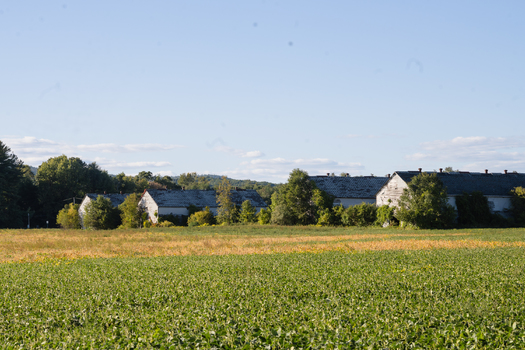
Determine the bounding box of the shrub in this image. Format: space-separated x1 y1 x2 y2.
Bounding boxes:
375 205 397 227
342 203 377 227
257 208 271 225
316 208 333 226
188 207 216 226
158 220 174 227
159 214 180 226
56 203 81 229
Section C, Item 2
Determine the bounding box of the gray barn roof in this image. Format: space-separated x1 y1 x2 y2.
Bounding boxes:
145 189 267 208
310 176 389 199
85 193 130 207
394 171 525 196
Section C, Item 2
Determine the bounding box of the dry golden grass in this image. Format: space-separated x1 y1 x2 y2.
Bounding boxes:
0 227 524 263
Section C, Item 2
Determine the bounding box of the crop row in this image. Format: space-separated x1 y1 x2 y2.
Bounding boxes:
0 248 524 348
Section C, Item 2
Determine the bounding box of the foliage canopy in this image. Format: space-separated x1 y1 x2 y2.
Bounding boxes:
395 173 455 229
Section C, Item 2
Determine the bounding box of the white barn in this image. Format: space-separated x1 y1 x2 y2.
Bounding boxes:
376 170 525 216
309 175 389 207
139 189 267 223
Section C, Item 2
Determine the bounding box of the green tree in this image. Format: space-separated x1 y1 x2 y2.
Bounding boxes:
178 172 210 190
115 172 137 193
510 187 525 226
0 141 24 228
83 196 121 230
36 155 115 226
56 203 81 229
85 162 116 193
395 173 455 229
270 169 317 225
216 176 237 224
118 193 142 229
154 175 180 190
239 200 257 223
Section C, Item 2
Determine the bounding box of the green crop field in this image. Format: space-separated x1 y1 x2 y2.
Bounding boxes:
1 244 525 348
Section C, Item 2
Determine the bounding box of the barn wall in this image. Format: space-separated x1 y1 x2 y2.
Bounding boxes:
376 175 408 207
78 197 92 229
139 192 159 223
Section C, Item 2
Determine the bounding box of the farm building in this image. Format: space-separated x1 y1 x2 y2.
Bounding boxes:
139 189 267 223
376 169 525 216
79 193 130 228
309 175 389 207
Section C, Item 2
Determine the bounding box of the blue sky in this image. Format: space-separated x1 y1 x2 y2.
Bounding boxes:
1 1 524 182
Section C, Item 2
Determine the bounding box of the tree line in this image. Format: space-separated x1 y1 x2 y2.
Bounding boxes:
3 139 525 230
0 141 280 228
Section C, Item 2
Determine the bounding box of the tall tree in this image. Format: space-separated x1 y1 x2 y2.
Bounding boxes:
216 176 237 224
36 155 116 226
0 141 24 228
395 172 455 229
83 196 121 230
118 193 142 228
239 200 257 223
36 155 88 226
271 169 318 225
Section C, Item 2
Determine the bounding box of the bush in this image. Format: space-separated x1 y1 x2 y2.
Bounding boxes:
257 208 271 225
187 207 216 226
159 214 180 226
158 220 174 227
342 203 377 227
375 205 397 227
316 208 333 226
56 203 81 229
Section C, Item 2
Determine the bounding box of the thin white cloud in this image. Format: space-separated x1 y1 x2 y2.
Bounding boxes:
214 145 265 158
405 136 525 172
77 143 184 153
222 157 365 181
339 133 404 139
93 158 172 169
2 136 183 166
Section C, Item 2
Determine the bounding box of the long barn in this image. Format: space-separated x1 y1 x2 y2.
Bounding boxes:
139 189 267 223
376 169 525 216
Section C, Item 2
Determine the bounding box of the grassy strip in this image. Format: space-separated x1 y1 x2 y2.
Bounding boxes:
0 248 524 348
1 226 525 262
